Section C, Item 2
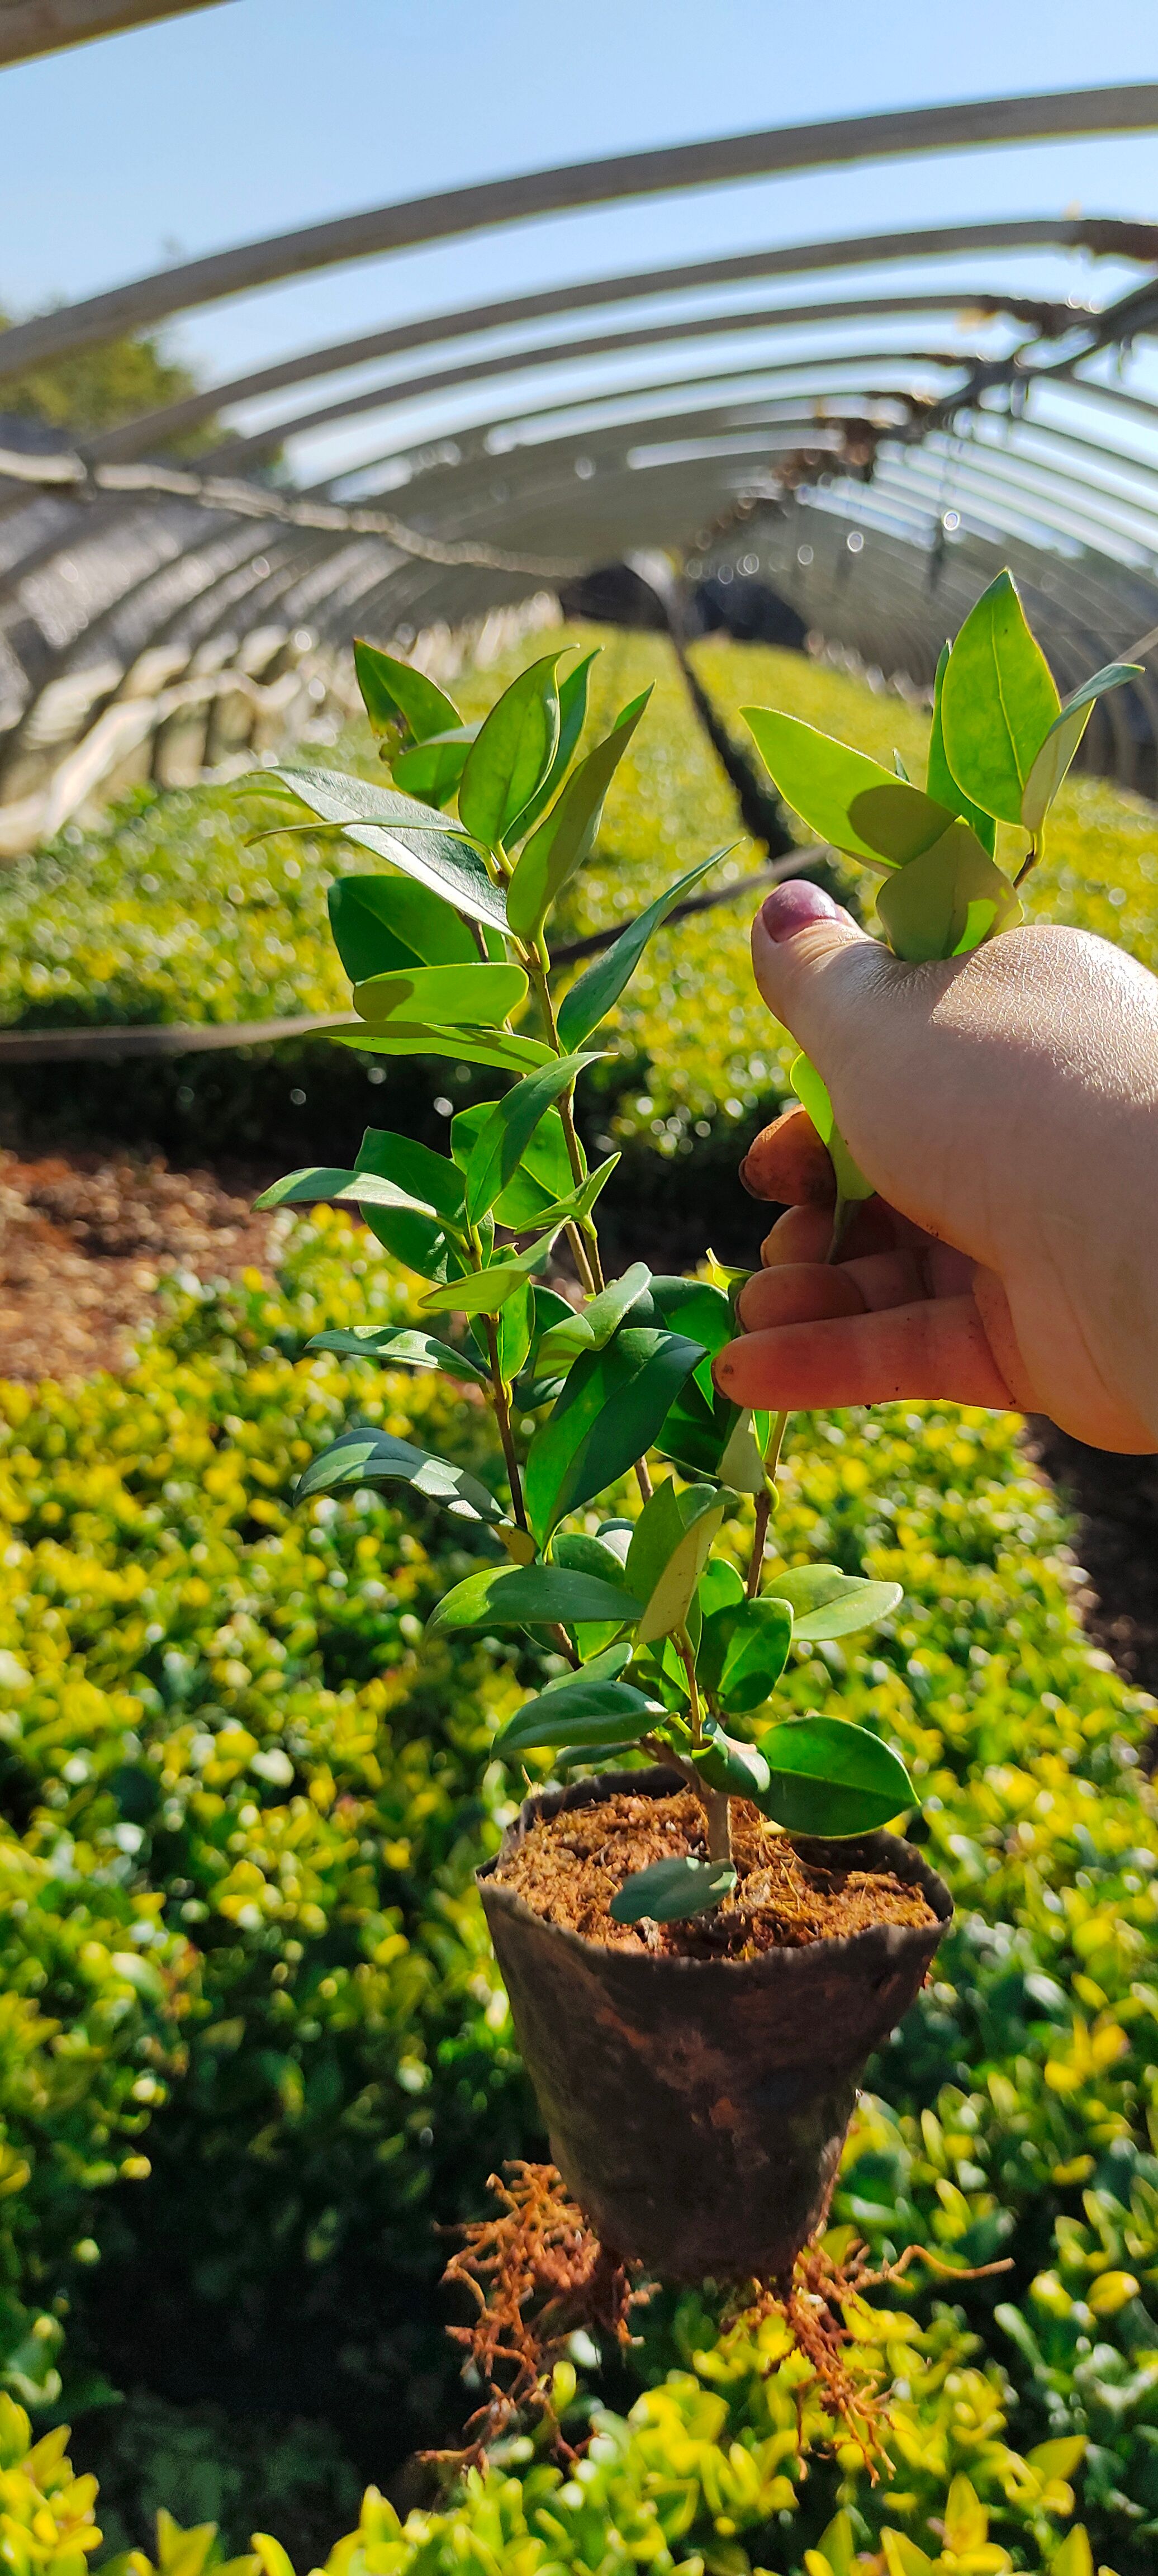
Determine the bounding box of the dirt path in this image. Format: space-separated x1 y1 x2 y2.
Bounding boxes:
0 1150 276 1379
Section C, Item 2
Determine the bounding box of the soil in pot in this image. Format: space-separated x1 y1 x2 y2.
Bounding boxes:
491 1786 936 1958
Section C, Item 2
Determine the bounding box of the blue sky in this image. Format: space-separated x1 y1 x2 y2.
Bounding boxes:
2 0 1157 486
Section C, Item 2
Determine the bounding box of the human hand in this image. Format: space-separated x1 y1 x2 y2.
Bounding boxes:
713 880 1158 1453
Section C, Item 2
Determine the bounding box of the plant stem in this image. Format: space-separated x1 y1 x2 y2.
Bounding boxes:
547 1623 581 1669
634 1457 654 1504
676 1626 732 1864
459 910 490 961
483 1317 529 1532
746 1487 772 1599
527 945 605 1295
825 1195 853 1263
1014 833 1040 889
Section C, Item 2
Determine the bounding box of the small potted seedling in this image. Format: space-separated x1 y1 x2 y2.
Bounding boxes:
229 576 1114 2288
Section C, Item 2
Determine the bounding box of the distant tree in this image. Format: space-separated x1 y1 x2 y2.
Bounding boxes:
0 309 219 448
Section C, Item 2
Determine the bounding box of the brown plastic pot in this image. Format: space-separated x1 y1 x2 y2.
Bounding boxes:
478 1767 951 2284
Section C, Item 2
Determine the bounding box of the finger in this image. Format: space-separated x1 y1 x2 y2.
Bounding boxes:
758 1197 909 1268
713 1294 1016 1411
740 1105 834 1205
739 1263 868 1330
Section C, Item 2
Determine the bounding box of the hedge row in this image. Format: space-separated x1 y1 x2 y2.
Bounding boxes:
1 1202 1158 2561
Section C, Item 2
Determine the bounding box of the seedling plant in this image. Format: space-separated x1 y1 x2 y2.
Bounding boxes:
240 567 1108 1931
239 634 917 1926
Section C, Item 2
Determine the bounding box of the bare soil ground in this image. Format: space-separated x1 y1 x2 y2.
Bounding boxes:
0 1149 276 1380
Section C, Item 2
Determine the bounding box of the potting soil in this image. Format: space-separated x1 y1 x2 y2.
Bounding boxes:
492 1788 936 1956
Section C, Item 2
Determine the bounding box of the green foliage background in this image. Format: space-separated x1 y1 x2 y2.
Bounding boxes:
3 626 1158 2569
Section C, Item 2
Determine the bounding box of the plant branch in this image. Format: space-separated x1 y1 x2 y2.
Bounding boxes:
634 1458 654 1504
746 1489 772 1600
483 1317 529 1533
527 944 605 1295
676 1627 732 1864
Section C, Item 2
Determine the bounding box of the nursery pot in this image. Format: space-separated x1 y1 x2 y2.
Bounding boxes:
478 1768 951 2284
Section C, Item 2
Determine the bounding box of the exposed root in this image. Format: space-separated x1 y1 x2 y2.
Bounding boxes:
429 2165 1012 2478
425 2162 651 2466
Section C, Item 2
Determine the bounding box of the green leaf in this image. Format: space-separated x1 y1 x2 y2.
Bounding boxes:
556 849 731 1050
609 1854 736 1926
742 709 952 868
698 1557 745 1618
333 1022 551 1073
328 873 479 984
790 1055 874 1202
355 1126 467 1224
452 1098 576 1229
293 1430 501 1522
554 1531 635 1588
625 1480 728 1645
535 1263 654 1375
513 648 599 840
353 960 528 1029
494 1280 534 1385
253 766 507 931
252 1165 438 1219
716 1408 768 1496
353 639 459 742
458 652 565 849
361 1204 464 1285
875 823 1021 963
462 1052 599 1225
939 570 1061 825
767 1566 903 1641
495 1677 654 1756
524 1327 706 1544
694 1716 771 1798
392 724 479 808
1021 661 1141 835
506 688 652 937
427 1563 642 1638
926 643 996 855
716 1595 794 1713
305 1324 487 1383
757 1715 915 1836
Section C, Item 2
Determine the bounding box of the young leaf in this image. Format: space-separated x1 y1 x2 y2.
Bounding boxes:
694 1717 771 1799
875 823 1021 963
420 1175 611 1315
535 1263 654 1376
926 642 996 856
698 1556 746 1618
334 1022 552 1073
253 1165 438 1219
328 873 480 984
494 1678 654 1756
757 1715 915 1836
790 1055 874 1202
355 1126 467 1223
353 960 528 1028
458 652 564 849
462 1052 600 1225
293 1429 501 1522
624 1480 728 1645
306 1324 487 1383
252 766 508 931
393 724 480 807
939 570 1061 825
767 1566 902 1641
512 647 599 839
353 639 459 743
505 688 652 937
523 1327 706 1543
609 1854 736 1926
556 848 730 1049
1021 661 1141 836
426 1562 642 1638
742 709 953 867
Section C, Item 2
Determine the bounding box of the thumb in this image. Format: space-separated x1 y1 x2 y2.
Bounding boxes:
749 881 898 1085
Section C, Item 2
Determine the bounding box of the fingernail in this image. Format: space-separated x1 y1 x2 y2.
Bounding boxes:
759 881 847 943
